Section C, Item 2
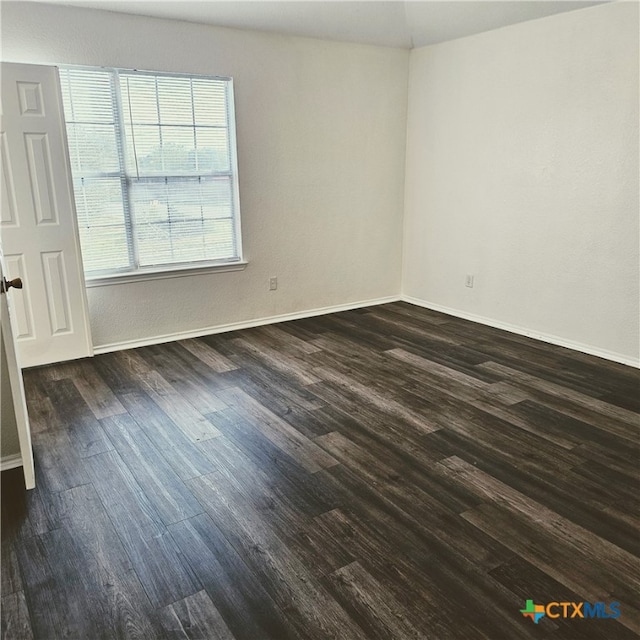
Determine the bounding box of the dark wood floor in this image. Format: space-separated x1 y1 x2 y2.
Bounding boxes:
2 302 639 639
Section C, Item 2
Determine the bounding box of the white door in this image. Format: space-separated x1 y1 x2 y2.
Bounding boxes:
0 257 35 489
1 62 92 368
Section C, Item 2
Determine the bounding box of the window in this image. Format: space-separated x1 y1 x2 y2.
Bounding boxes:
59 66 243 282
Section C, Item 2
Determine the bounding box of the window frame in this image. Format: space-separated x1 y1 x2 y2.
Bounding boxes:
59 65 246 286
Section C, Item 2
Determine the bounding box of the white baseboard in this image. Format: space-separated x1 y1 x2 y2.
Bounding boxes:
1 453 23 472
92 292 638 368
402 295 639 368
93 295 402 355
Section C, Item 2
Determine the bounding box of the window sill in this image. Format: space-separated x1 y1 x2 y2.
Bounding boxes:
85 261 248 288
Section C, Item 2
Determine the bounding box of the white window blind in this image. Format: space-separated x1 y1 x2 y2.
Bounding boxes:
59 66 242 278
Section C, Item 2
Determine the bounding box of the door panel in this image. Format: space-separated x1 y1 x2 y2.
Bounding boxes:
0 62 92 367
3 253 33 339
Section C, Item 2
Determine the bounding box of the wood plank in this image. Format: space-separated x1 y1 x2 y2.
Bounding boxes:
187 472 368 640
178 338 239 372
439 455 640 587
326 314 495 379
570 443 640 483
230 334 320 386
315 434 511 571
440 457 640 634
216 387 338 473
199 435 312 533
307 383 448 468
323 561 427 640
100 413 203 526
467 397 578 450
307 508 466 640
309 503 533 640
54 358 127 419
355 306 461 346
1 591 34 640
168 514 296 640
123 530 202 610
286 524 357 580
478 361 640 432
312 366 439 435
21 371 63 434
513 399 640 457
224 349 324 411
12 462 57 537
93 567 159 640
26 487 179 638
141 344 228 414
309 331 400 367
14 533 80 639
1 541 22 598
252 324 322 356
19 526 157 639
421 429 640 555
307 313 399 353
31 429 91 493
84 451 201 609
417 398 585 472
158 590 236 640
140 369 222 442
374 302 450 325
54 483 133 576
159 341 239 391
40 377 114 458
1 470 33 590
386 347 499 394
91 351 148 396
207 408 337 518
463 502 640 636
119 391 216 481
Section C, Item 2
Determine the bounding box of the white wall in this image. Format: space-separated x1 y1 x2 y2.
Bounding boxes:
3 2 638 365
1 2 408 349
403 2 639 364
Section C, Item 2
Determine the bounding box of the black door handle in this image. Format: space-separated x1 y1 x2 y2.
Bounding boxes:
1 277 23 294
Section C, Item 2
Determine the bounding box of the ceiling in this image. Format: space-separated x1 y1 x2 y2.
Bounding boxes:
35 1 612 48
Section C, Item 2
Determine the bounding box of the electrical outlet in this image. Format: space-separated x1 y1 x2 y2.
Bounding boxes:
269 276 278 291
465 274 474 288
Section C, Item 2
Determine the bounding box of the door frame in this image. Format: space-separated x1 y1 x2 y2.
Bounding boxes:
0 257 35 489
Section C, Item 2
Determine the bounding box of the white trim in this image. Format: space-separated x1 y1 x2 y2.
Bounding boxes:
92 295 401 354
402 295 640 369
86 261 248 287
1 453 23 472
92 292 638 368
